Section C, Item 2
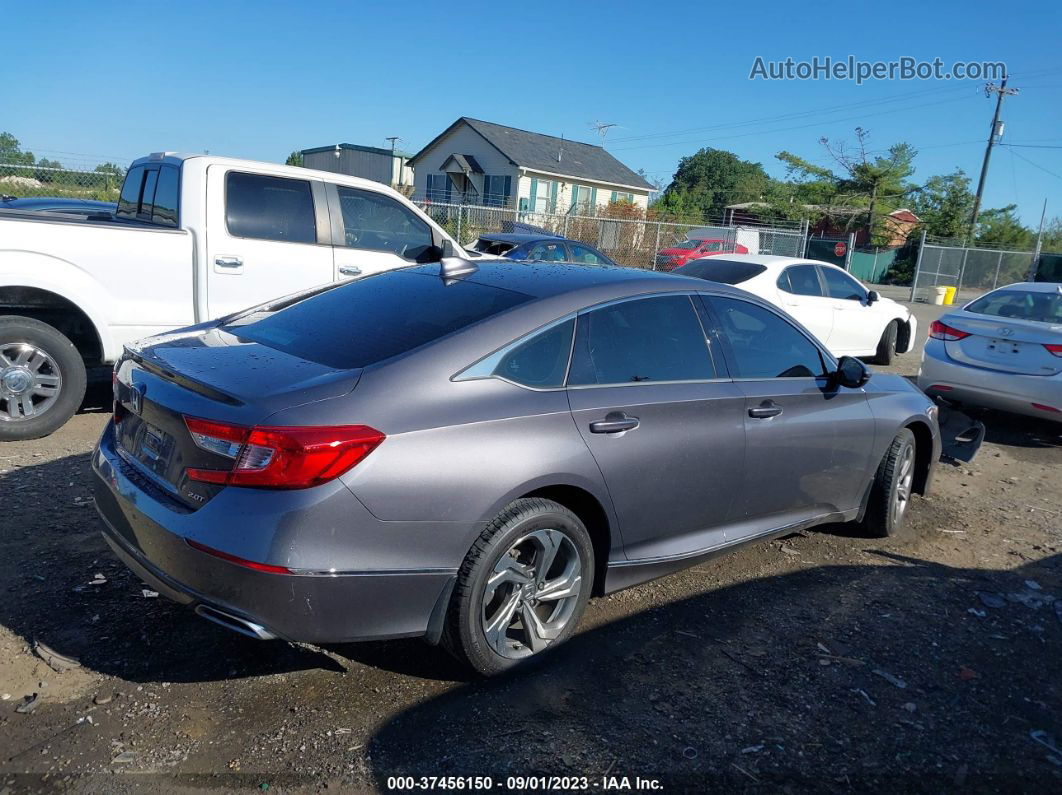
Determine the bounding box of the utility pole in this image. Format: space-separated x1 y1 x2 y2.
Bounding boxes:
968 76 1019 241
385 136 401 187
1027 198 1047 282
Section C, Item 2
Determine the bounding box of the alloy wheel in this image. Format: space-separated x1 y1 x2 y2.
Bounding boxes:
481 528 583 659
0 342 62 422
894 444 914 520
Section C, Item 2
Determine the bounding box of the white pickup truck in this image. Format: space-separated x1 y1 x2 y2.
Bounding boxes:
0 153 463 440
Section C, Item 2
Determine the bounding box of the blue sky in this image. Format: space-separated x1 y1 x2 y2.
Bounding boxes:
5 1 1061 223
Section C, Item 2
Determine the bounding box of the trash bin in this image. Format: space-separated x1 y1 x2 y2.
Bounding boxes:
943 286 957 305
933 286 948 305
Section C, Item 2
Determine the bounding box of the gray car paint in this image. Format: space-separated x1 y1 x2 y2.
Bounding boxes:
93 262 941 645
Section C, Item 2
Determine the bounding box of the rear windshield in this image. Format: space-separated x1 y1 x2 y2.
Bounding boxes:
966 288 1062 324
674 259 767 284
223 270 532 369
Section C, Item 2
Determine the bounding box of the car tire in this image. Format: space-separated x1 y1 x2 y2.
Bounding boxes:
873 320 898 365
0 316 87 442
862 428 917 538
442 498 594 676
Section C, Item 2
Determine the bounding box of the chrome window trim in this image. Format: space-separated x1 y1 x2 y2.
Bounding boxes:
451 314 577 391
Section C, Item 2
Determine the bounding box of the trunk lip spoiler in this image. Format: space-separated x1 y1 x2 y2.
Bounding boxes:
124 347 244 407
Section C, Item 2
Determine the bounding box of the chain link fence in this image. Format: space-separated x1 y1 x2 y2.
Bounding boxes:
0 162 123 201
910 234 1046 304
413 199 806 269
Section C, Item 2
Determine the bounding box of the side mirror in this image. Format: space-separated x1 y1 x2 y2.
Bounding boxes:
835 355 870 389
866 290 879 304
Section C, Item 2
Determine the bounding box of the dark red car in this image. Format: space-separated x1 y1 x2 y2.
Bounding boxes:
655 238 748 271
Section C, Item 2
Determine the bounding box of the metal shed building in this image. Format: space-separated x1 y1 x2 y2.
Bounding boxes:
300 143 413 189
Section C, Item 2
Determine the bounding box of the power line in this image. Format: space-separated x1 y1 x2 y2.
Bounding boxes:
609 82 977 146
612 94 974 153
1008 148 1062 182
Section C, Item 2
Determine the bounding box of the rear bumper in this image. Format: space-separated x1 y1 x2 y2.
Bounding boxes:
91 423 462 643
918 341 1062 423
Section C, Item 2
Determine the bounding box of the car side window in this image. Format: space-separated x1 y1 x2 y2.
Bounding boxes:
567 243 610 265
820 266 867 301
701 241 723 253
335 186 433 260
226 172 316 244
707 296 826 379
456 318 575 389
529 242 567 262
778 264 823 297
568 295 715 386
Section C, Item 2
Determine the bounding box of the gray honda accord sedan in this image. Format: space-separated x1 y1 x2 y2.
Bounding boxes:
92 260 940 675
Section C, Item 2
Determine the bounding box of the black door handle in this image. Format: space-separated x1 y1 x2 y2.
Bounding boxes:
589 414 640 434
748 401 783 419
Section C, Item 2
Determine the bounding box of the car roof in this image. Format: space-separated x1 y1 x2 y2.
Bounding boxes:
479 233 562 244
991 281 1062 293
698 253 837 268
403 260 732 301
1 197 114 208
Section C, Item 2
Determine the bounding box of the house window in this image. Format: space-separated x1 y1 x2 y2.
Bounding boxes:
533 179 554 213
610 191 634 204
571 185 595 214
426 174 452 203
483 175 511 207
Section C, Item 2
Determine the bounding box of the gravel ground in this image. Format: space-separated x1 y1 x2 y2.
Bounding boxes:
1 300 1060 793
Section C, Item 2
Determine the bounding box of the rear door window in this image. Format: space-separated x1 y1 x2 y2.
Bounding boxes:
225 172 316 243
567 244 610 265
335 186 434 260
568 295 716 385
706 296 826 379
528 241 567 262
778 264 824 296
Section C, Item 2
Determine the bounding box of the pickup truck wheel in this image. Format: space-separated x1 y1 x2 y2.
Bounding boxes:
0 316 87 441
873 320 898 365
442 498 594 676
862 428 916 538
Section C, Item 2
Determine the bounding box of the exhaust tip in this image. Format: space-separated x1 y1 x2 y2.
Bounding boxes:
195 604 276 640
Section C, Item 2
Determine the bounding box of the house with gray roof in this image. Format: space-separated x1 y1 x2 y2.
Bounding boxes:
408 118 653 213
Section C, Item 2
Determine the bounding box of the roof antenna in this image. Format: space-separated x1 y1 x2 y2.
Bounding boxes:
558 134 564 163
439 239 478 282
590 121 618 146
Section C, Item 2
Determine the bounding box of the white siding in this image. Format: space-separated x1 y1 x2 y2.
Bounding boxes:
518 171 650 213
412 123 519 204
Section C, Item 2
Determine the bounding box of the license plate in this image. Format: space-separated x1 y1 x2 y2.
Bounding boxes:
139 423 172 469
986 338 1022 355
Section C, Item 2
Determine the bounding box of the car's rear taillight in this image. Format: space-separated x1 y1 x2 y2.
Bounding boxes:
1044 343 1062 358
928 320 971 341
183 416 384 489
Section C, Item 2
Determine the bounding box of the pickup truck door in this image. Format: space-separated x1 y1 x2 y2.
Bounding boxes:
327 183 438 281
205 167 334 318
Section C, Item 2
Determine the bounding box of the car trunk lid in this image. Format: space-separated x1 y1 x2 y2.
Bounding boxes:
943 312 1062 376
113 326 361 509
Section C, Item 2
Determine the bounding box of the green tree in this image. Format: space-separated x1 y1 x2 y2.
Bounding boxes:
1040 216 1062 253
95 161 125 191
0 132 35 166
975 205 1032 248
35 157 63 183
657 148 770 221
285 150 304 167
910 170 974 240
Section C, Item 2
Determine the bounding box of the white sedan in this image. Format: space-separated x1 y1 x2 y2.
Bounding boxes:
674 254 917 364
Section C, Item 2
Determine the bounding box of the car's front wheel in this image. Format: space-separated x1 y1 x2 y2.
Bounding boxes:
863 428 917 538
873 320 899 365
442 498 594 676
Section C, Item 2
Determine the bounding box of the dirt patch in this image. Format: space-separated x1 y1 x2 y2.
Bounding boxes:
0 380 1060 791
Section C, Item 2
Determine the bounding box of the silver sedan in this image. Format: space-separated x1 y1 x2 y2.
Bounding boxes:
918 282 1062 423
